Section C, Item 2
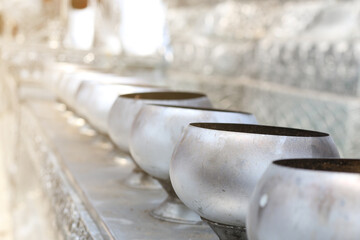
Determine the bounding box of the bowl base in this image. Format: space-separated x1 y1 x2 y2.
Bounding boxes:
151 196 202 225
125 168 161 190
202 218 247 240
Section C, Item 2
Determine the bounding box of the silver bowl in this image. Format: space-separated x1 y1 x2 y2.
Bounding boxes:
73 77 153 115
108 92 212 189
54 72 151 130
44 62 85 93
50 65 111 101
60 73 149 110
247 158 359 240
170 123 340 239
129 104 257 223
81 83 166 134
75 80 107 118
108 92 212 153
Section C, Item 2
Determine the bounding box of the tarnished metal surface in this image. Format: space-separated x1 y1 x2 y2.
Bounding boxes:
108 92 212 152
81 84 166 134
26 99 217 240
202 218 247 240
129 104 256 224
130 104 257 180
170 123 339 235
247 159 360 240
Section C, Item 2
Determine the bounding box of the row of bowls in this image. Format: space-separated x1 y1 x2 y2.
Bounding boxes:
43 63 359 240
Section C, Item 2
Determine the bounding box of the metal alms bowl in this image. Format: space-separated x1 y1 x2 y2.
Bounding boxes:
74 80 113 118
169 123 339 239
130 104 257 180
44 62 87 94
247 158 360 240
52 66 110 102
129 104 257 224
107 92 212 190
60 73 149 111
108 92 212 153
82 83 166 134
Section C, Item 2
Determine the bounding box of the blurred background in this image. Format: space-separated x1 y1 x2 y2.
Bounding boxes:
1 0 360 239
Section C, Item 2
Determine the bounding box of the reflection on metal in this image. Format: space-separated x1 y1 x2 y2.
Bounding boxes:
248 159 360 240
2 0 360 238
170 123 339 238
129 104 256 224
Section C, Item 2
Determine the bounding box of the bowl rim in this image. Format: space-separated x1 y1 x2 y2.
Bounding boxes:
120 91 207 100
189 123 329 137
273 158 360 174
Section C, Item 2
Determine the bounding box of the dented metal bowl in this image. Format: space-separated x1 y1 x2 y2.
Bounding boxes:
129 104 257 224
247 158 359 240
170 123 339 239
